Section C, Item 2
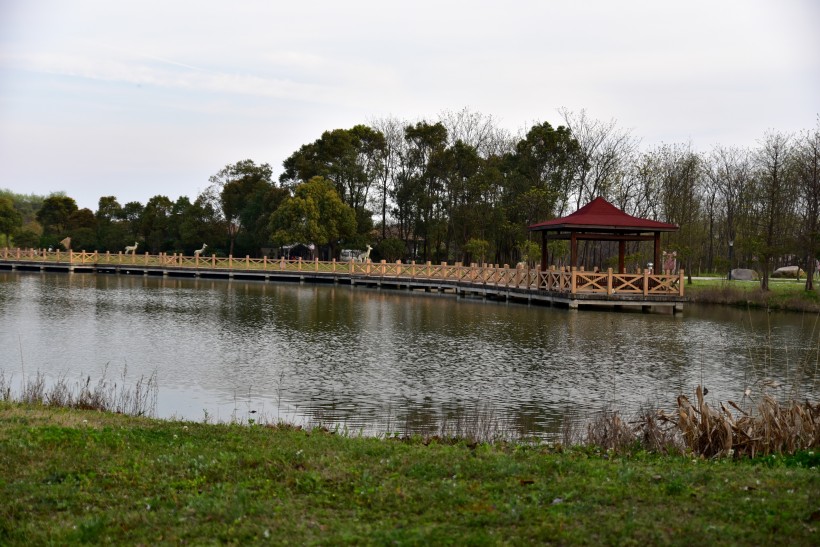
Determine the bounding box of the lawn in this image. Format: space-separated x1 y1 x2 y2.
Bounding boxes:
686 276 820 312
1 403 817 545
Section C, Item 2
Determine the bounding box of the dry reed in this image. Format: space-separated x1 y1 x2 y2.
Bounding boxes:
658 385 819 458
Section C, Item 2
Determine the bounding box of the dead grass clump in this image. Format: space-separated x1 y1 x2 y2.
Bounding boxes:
659 385 819 458
21 372 47 404
582 406 683 454
633 407 685 455
584 409 637 452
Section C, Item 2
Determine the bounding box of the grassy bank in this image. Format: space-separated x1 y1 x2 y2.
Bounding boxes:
686 277 820 312
1 403 818 545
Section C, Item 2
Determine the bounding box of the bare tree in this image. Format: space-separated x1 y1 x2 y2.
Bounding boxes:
368 116 409 240
796 117 820 290
752 131 797 291
653 143 703 280
438 107 514 158
703 146 752 277
558 108 639 209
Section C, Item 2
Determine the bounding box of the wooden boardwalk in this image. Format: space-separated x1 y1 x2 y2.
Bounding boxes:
0 248 686 312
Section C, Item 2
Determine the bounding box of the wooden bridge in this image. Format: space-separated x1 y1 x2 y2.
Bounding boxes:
0 248 686 312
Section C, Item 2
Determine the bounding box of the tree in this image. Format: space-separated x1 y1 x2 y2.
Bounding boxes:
377 237 407 262
204 160 279 256
401 121 450 261
269 177 357 259
121 201 145 241
68 208 98 250
653 143 703 281
36 195 78 238
441 139 484 261
280 126 386 241
463 238 490 264
558 108 638 209
796 118 820 290
508 122 581 221
498 121 581 263
173 196 224 254
369 116 407 240
752 132 797 291
704 146 752 277
0 197 22 246
0 190 44 227
95 196 128 252
438 107 513 158
140 195 174 253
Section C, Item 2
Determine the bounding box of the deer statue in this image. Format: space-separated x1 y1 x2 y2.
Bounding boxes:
357 244 373 263
124 241 138 254
193 243 208 257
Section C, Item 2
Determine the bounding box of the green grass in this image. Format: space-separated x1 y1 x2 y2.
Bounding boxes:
687 277 820 312
1 403 818 545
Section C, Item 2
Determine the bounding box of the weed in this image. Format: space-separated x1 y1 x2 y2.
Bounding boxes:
0 367 158 417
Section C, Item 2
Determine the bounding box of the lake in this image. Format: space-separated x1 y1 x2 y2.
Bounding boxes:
1 271 817 438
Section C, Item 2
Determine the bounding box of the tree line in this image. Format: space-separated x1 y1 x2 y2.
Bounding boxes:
1 108 819 290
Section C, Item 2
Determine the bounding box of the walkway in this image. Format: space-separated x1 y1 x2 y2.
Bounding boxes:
0 248 686 312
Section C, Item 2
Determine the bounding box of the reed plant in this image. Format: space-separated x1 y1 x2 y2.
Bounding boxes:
574 385 818 459
658 385 819 458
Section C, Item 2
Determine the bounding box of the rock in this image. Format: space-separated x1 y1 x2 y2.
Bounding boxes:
730 268 758 281
771 266 804 279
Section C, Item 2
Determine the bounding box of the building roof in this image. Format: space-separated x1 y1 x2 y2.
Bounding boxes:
528 197 678 233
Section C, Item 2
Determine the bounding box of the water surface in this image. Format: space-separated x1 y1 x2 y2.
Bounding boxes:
1 271 817 437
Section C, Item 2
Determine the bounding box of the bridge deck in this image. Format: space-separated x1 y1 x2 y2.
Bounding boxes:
0 249 686 312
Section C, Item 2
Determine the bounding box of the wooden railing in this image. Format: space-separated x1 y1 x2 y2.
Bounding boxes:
0 248 685 297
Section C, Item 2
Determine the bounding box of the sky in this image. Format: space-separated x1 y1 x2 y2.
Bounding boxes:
1 0 818 211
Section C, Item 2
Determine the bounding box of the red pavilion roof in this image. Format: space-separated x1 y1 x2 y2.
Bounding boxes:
528 197 678 233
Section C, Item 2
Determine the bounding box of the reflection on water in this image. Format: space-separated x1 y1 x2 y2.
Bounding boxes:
1 271 818 438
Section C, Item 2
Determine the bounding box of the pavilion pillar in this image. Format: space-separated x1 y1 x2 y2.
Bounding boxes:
540 231 548 271
618 240 625 273
653 232 661 273
570 232 578 269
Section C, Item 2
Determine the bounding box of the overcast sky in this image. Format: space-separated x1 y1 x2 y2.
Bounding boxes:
1 0 818 211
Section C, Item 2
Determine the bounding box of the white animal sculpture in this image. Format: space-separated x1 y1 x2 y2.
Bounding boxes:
357 244 372 263
124 241 138 253
194 243 208 256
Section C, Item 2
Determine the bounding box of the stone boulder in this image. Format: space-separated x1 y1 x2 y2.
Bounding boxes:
771 265 805 279
730 268 758 281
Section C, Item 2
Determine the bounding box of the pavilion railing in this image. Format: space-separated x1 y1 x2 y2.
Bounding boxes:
0 248 685 297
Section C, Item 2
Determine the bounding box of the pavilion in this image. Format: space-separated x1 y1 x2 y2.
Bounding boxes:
528 197 678 273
